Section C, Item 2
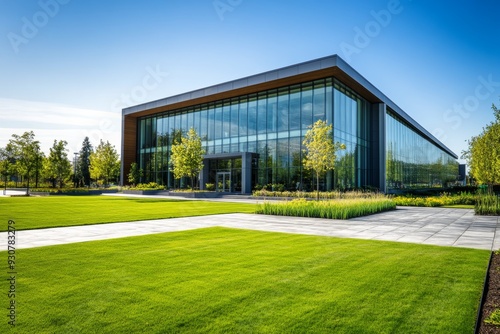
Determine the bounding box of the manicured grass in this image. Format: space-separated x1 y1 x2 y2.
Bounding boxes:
9 228 489 333
257 197 395 219
0 196 256 231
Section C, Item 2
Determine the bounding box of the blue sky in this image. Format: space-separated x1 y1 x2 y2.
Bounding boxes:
1 0 499 164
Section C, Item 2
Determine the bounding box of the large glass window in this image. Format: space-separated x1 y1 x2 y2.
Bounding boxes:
332 80 370 190
135 77 454 193
385 110 458 190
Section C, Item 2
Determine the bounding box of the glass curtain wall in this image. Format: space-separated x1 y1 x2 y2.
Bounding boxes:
385 110 458 190
137 78 372 191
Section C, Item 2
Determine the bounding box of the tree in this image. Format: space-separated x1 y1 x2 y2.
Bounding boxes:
0 147 14 194
8 131 42 195
464 102 500 193
302 120 345 200
127 162 143 186
44 140 71 188
89 140 120 187
170 128 205 190
77 137 93 187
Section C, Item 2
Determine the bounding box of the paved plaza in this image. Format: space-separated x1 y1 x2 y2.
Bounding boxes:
1 205 499 251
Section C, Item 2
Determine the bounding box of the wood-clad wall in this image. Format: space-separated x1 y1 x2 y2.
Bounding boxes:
122 116 137 184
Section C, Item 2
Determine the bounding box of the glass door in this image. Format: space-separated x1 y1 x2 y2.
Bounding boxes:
216 172 231 192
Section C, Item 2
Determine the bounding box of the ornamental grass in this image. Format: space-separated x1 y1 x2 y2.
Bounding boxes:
392 192 476 207
475 195 500 215
256 196 395 219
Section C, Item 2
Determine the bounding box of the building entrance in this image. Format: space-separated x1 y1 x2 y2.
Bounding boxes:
200 152 257 194
216 172 231 192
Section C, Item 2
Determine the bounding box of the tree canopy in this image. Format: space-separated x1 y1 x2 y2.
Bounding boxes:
43 140 71 188
7 131 42 194
77 136 94 187
89 140 120 186
303 120 345 199
127 162 143 186
170 128 205 190
464 102 500 191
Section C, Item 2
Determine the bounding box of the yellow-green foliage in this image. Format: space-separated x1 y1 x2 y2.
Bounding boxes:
256 197 395 219
253 190 383 200
475 195 500 215
485 309 500 326
131 182 165 190
393 192 476 207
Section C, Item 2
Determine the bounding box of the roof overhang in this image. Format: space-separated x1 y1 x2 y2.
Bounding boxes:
122 54 457 159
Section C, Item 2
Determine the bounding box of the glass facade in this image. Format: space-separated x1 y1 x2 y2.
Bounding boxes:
137 78 375 191
385 110 458 190
135 77 458 192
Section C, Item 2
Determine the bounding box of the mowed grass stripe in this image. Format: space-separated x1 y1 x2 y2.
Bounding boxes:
0 196 256 231
12 228 489 333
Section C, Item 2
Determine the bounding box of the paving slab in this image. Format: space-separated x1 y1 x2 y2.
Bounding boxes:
0 207 499 251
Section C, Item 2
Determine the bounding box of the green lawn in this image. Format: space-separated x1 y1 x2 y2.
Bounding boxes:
0 196 256 231
8 228 489 333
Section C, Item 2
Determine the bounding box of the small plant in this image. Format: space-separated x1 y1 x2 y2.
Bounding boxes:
485 309 500 326
132 182 165 191
253 184 263 191
205 183 215 191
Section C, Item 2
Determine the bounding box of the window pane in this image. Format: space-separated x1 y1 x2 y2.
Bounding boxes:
267 91 277 133
248 96 257 135
301 86 313 129
289 87 301 131
257 94 267 134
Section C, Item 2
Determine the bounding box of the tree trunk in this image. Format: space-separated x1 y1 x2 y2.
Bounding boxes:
26 173 30 196
316 172 320 201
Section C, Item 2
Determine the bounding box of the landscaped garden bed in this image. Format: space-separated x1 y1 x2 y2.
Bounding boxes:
478 251 500 333
257 197 395 219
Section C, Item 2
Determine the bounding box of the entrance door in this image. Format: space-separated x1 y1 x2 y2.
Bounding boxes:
216 172 231 192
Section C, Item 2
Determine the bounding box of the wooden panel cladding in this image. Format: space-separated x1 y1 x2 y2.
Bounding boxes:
126 67 383 119
122 116 137 184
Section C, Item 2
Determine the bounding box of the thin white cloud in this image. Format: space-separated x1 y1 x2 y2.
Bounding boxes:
0 98 121 156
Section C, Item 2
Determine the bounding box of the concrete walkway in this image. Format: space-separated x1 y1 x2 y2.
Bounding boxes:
1 207 499 250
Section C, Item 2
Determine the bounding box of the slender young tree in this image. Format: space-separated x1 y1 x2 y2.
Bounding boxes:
89 140 120 187
302 120 345 200
170 128 205 191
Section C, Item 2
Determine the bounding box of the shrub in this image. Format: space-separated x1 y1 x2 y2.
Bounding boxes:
253 189 382 200
132 182 165 191
392 192 477 207
205 183 215 191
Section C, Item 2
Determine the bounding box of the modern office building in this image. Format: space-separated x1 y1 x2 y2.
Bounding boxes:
121 55 458 193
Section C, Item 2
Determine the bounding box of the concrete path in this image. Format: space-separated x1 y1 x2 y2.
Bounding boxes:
1 207 499 251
